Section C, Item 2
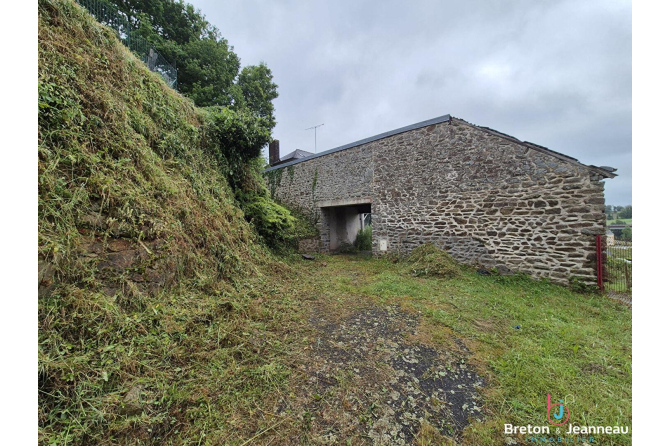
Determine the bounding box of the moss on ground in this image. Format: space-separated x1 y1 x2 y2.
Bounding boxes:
282 255 632 446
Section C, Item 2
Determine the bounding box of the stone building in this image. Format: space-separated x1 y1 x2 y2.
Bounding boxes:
265 114 616 285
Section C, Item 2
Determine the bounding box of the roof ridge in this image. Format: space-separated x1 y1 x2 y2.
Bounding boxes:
265 114 452 171
452 117 615 178
265 114 616 179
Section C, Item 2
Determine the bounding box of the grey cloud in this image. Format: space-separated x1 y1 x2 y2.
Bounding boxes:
189 0 631 205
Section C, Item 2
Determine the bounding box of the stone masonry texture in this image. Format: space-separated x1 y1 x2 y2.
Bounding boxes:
265 117 614 286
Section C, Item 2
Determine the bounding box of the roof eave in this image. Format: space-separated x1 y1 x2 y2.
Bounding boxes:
455 118 617 180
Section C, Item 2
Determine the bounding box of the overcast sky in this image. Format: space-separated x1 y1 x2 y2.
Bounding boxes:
188 0 632 205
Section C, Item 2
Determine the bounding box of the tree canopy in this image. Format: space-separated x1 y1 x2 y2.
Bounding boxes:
107 0 278 132
618 205 632 219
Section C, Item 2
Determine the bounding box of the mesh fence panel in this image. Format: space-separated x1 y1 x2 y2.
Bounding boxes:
75 0 177 88
605 239 632 295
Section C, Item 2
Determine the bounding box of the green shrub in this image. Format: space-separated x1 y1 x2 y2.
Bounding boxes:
283 205 318 239
203 106 272 163
241 195 295 247
232 158 314 251
405 243 461 278
354 225 372 251
253 203 319 254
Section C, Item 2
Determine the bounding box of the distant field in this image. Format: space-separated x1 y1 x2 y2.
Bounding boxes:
607 218 632 225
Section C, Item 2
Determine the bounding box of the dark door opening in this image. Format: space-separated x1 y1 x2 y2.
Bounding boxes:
322 203 371 251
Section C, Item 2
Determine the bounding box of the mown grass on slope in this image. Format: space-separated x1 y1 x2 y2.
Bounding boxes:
290 255 632 446
38 0 263 279
38 1 301 444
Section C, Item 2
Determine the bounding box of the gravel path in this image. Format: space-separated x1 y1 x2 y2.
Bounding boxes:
288 303 484 445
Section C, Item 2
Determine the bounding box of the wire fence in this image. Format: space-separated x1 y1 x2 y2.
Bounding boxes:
75 0 177 89
604 239 632 296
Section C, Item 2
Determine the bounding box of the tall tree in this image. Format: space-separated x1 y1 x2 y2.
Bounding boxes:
104 0 278 131
107 0 213 44
179 37 240 107
233 63 279 131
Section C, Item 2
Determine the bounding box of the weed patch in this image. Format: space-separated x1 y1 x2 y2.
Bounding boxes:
405 243 462 279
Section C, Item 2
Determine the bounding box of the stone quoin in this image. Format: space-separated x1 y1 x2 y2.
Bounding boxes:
265 115 616 286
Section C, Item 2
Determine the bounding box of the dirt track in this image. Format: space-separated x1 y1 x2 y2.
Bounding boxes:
282 301 484 445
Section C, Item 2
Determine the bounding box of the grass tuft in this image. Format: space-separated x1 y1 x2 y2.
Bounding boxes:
405 243 462 279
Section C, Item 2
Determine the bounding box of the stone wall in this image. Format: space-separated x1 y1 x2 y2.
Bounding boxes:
268 144 373 211
298 238 321 253
267 143 374 251
266 117 611 286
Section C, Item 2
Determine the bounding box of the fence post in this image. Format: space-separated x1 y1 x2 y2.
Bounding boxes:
596 235 604 292
624 263 631 292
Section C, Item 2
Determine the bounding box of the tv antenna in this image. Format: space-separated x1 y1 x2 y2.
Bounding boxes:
305 123 324 153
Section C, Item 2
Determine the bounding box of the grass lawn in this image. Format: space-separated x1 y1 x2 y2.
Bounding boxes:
280 254 632 445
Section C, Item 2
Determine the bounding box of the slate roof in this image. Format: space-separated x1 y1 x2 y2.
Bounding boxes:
264 114 617 179
266 114 453 171
280 149 313 162
269 149 313 167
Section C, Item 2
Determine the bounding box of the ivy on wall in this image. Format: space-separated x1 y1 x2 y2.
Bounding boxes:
311 168 319 222
288 165 295 185
264 168 283 200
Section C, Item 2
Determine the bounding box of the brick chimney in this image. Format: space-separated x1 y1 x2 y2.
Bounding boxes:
269 140 280 166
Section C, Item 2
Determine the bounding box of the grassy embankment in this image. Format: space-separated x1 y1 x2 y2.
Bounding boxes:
39 0 302 443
